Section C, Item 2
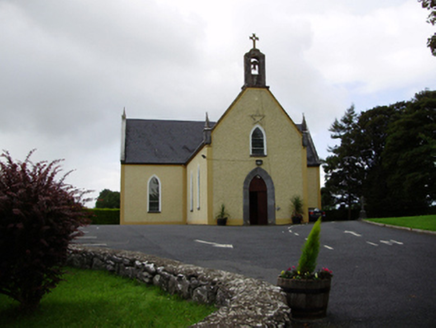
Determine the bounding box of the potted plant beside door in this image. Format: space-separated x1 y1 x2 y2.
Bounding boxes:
277 218 333 320
216 204 229 226
290 195 304 224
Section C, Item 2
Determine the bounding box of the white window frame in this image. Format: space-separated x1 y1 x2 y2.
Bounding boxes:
190 171 193 212
147 175 161 213
250 125 267 156
197 165 200 210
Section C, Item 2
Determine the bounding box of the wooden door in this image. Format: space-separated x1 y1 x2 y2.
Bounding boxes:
249 175 268 225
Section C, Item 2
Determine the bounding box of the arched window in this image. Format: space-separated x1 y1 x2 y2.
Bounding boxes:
250 126 266 156
148 176 160 212
190 171 193 212
197 165 200 210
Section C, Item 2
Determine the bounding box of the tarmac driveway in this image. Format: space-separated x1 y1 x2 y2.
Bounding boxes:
74 220 436 327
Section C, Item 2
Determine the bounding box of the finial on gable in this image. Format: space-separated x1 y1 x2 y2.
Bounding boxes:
302 113 307 131
121 107 127 162
205 112 210 129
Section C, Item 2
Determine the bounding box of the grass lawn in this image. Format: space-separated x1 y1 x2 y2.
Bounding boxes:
0 267 216 328
366 214 436 232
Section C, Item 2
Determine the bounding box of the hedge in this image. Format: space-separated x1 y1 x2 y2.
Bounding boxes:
86 208 120 225
323 209 360 221
324 207 436 220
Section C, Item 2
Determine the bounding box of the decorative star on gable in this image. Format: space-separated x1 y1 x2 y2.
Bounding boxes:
250 114 265 124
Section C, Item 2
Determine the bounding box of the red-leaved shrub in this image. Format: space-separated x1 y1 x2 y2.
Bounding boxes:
0 150 90 312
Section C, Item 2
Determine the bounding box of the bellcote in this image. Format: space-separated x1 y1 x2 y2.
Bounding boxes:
243 33 267 89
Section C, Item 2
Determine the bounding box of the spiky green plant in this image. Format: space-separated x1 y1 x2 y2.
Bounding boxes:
216 204 229 219
297 218 321 274
290 195 304 218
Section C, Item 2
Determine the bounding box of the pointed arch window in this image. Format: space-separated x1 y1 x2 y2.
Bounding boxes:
197 165 200 210
190 171 194 212
250 125 266 156
148 176 161 212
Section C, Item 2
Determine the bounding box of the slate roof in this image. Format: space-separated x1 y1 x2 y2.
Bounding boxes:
123 119 321 166
296 124 321 167
123 119 214 164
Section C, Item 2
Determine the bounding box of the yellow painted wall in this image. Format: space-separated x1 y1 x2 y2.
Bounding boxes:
120 164 185 224
301 147 309 223
186 148 209 225
307 166 321 209
211 88 309 225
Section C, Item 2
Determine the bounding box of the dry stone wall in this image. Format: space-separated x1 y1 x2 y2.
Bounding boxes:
67 245 291 327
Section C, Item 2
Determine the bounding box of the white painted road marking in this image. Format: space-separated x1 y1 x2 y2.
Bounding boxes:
79 243 108 247
194 239 233 248
366 241 379 246
294 233 299 236
344 230 362 237
324 245 334 250
379 240 403 246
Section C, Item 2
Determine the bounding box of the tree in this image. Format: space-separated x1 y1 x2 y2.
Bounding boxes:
321 187 336 210
0 150 90 312
353 104 405 215
95 189 120 208
418 0 436 56
383 90 436 214
323 105 361 218
324 90 436 217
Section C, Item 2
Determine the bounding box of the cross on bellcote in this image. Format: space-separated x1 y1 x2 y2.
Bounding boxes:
250 33 259 49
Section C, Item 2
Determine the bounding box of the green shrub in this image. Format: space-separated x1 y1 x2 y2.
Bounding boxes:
86 208 120 224
297 218 321 274
323 209 360 221
0 150 90 312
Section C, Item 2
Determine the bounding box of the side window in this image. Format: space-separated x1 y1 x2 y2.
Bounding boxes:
197 165 200 210
190 171 193 212
251 126 266 156
148 176 160 212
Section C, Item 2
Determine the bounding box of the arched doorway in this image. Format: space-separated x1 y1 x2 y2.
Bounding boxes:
249 175 268 225
243 167 275 225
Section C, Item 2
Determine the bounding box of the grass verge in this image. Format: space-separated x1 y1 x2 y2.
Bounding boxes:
0 267 216 328
366 215 436 232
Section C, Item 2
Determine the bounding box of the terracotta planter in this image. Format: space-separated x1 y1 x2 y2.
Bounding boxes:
277 276 331 320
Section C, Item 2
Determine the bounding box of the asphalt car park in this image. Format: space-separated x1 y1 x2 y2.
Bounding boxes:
75 221 436 327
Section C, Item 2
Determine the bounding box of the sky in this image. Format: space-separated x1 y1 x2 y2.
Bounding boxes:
1 0 435 207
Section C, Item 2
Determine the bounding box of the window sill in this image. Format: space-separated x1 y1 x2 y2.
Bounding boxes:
148 210 161 213
250 154 267 157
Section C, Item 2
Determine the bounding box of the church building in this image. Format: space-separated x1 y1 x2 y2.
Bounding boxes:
120 35 321 225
